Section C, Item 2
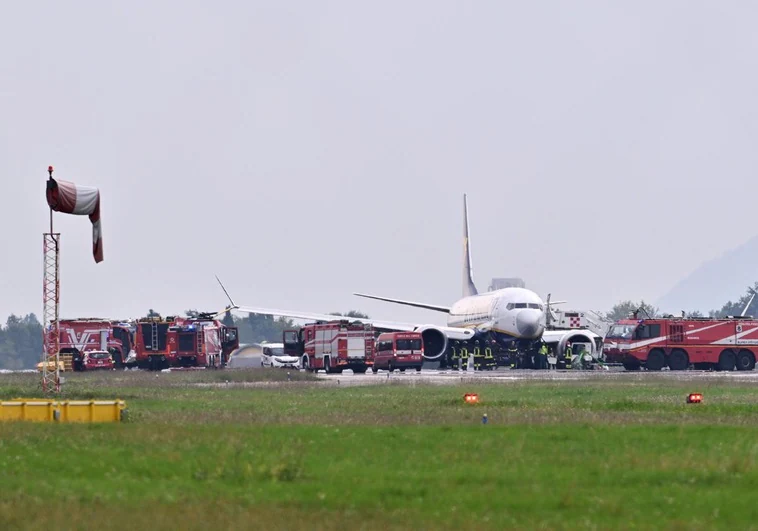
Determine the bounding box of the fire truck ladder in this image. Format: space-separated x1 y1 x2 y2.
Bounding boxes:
196 328 203 355
42 231 61 394
151 323 158 351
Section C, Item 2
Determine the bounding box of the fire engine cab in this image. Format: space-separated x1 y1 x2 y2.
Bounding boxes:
283 320 375 374
604 316 758 371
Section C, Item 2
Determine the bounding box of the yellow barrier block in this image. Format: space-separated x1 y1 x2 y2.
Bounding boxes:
0 399 127 423
60 400 126 423
0 401 58 422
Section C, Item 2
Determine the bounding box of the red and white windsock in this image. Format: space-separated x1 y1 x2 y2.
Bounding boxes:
46 172 103 263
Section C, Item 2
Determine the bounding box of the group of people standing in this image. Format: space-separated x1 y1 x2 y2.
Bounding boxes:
445 339 590 371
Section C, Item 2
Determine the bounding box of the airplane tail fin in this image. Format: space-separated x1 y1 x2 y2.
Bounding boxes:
463 194 478 297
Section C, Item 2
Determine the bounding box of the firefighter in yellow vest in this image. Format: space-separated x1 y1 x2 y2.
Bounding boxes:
459 345 469 371
507 342 519 368
484 341 495 370
537 341 548 370
474 341 482 371
564 343 573 369
450 342 459 371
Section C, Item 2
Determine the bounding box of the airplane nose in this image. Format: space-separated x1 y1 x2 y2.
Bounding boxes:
516 311 543 338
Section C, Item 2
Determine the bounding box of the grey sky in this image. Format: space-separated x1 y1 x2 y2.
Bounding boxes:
2 1 758 326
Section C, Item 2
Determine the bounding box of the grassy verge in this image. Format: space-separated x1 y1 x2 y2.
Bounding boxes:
1 371 758 529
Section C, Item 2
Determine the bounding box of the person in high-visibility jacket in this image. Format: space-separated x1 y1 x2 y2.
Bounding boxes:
564 343 573 369
537 342 548 370
507 343 519 368
484 343 495 370
450 342 459 370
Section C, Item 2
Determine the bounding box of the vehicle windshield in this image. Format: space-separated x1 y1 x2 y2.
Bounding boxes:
89 352 110 360
396 339 422 351
606 325 637 339
266 347 284 356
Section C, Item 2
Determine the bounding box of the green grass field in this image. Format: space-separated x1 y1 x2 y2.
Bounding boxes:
2 370 758 530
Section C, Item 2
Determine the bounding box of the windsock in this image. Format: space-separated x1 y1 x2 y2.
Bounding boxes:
46 175 103 263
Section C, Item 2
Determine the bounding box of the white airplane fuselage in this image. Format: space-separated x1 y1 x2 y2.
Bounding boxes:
447 287 546 341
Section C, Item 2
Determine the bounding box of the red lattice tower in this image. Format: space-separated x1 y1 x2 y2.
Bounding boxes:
42 166 61 393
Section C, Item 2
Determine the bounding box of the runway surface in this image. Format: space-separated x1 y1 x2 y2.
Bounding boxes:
312 367 758 386
226 352 758 386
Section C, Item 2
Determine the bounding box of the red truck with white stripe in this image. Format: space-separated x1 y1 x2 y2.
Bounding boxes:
603 316 758 371
52 319 131 371
283 320 375 374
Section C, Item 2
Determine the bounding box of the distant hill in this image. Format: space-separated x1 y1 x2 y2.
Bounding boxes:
656 235 758 314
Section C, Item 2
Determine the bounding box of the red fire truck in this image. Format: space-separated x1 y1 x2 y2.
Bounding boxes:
283 320 375 374
134 316 239 370
52 319 130 371
604 316 758 371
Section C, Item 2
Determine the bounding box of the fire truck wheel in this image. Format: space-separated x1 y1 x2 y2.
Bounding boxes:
371 366 378 374
623 363 640 371
645 349 665 371
668 349 689 371
399 368 406 372
717 350 736 372
416 366 422 372
353 367 367 374
736 350 756 371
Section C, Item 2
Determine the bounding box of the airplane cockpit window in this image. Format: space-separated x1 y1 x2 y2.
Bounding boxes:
527 303 544 310
515 303 528 309
506 303 514 310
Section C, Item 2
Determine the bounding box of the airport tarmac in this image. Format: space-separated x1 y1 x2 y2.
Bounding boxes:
226 352 758 386
312 367 758 386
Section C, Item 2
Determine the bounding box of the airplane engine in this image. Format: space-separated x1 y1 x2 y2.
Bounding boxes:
556 332 600 358
415 326 448 359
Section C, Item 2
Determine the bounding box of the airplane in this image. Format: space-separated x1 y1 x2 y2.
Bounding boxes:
219 194 599 363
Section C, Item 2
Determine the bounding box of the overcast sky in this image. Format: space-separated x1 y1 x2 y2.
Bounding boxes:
2 1 758 327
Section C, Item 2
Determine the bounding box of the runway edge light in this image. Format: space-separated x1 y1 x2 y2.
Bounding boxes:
687 393 703 404
464 393 479 404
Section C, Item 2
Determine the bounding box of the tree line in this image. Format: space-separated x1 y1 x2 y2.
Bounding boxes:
0 314 43 370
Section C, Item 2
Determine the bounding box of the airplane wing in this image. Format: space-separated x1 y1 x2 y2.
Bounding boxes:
353 293 451 313
231 305 419 332
230 305 478 342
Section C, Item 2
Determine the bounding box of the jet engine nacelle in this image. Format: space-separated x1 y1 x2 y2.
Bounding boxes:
555 332 602 359
414 326 448 360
